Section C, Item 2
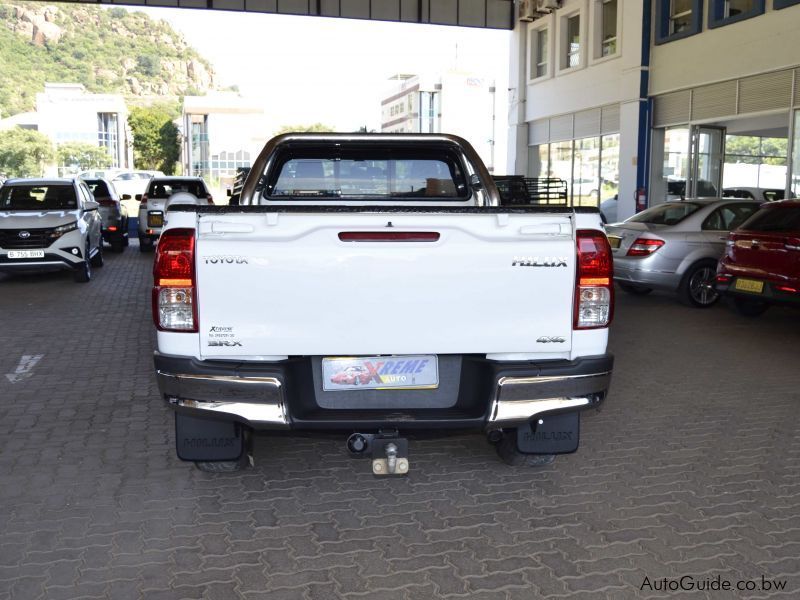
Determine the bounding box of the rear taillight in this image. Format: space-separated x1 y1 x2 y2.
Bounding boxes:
626 238 665 256
574 230 613 330
207 194 214 205
152 228 196 332
140 194 148 209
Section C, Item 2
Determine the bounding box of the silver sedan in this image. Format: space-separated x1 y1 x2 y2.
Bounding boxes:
606 199 762 307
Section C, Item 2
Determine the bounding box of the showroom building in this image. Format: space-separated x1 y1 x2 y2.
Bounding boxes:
508 0 800 220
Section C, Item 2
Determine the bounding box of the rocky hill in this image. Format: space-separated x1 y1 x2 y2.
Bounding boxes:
0 2 215 117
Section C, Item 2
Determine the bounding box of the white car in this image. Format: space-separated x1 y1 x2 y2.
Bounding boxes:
0 178 103 282
723 187 790 203
137 176 213 251
110 170 163 219
151 133 614 473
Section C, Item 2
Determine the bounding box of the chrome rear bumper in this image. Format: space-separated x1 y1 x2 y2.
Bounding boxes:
156 354 612 430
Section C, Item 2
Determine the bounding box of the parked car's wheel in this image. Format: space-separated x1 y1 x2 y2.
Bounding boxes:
679 260 719 308
618 282 653 295
495 429 556 467
731 297 770 317
90 242 104 267
139 236 154 253
73 247 91 283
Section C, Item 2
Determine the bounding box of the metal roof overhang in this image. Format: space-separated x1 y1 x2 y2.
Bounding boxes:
57 0 514 29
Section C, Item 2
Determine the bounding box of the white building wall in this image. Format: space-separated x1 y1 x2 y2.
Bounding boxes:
507 0 644 219
649 1 800 96
36 83 130 169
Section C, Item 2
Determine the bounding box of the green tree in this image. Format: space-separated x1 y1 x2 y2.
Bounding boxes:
0 128 54 177
275 123 336 135
128 104 180 174
57 142 113 172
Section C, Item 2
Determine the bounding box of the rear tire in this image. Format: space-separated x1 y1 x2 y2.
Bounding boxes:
618 282 653 295
731 297 770 317
495 429 556 467
139 236 153 253
73 254 91 283
90 242 104 267
111 235 125 253
679 260 719 308
194 457 248 473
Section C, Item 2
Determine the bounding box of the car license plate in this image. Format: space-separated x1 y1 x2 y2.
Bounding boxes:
8 250 45 259
607 236 621 249
322 355 439 391
734 278 764 294
148 212 164 227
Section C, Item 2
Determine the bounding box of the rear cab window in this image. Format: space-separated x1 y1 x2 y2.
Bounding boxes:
627 202 701 225
740 205 800 233
147 179 207 198
702 203 760 231
0 184 77 210
84 180 110 198
263 144 469 201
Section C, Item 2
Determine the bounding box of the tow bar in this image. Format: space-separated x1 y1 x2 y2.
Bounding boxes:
347 430 409 476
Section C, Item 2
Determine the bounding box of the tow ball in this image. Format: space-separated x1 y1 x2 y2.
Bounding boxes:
346 431 409 476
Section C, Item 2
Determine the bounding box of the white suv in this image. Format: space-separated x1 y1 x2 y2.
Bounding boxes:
138 176 212 252
0 178 103 283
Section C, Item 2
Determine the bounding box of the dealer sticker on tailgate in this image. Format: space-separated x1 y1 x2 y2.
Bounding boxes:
322 356 439 391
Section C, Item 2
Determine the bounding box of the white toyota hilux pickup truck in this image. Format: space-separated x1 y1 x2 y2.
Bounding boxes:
153 133 614 473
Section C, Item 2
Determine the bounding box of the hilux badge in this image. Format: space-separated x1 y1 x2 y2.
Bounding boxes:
512 256 568 267
537 336 566 343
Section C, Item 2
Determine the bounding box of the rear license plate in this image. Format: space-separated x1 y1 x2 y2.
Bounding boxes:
148 212 164 227
322 355 439 391
607 236 621 249
735 278 764 293
8 250 45 259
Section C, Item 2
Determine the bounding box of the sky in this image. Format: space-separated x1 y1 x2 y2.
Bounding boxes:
138 7 511 167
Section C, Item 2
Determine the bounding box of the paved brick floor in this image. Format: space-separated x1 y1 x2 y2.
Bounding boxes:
1 243 799 600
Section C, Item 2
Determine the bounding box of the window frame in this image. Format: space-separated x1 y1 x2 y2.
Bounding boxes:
527 23 551 83
708 0 765 29
594 0 621 61
654 0 703 45
774 0 800 9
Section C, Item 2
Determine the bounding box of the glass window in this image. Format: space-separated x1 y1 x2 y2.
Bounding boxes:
537 30 548 77
551 141 574 202
565 15 580 68
724 0 754 16
628 202 702 225
702 203 760 231
147 179 207 198
0 184 77 210
601 1 617 56
266 148 468 200
662 127 690 198
723 135 788 190
792 111 800 198
600 134 620 202
528 144 550 178
670 0 693 33
83 180 111 198
741 206 800 232
573 137 600 205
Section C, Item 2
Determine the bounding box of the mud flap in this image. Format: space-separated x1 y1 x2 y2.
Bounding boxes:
516 412 580 454
175 413 244 462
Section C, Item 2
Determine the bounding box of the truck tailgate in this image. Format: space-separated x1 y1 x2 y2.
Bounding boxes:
195 212 575 357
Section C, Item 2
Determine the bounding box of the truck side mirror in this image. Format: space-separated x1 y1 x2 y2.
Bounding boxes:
122 194 132 200
135 194 142 201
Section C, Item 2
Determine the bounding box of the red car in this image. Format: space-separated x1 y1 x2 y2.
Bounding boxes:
716 200 800 316
330 365 372 385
